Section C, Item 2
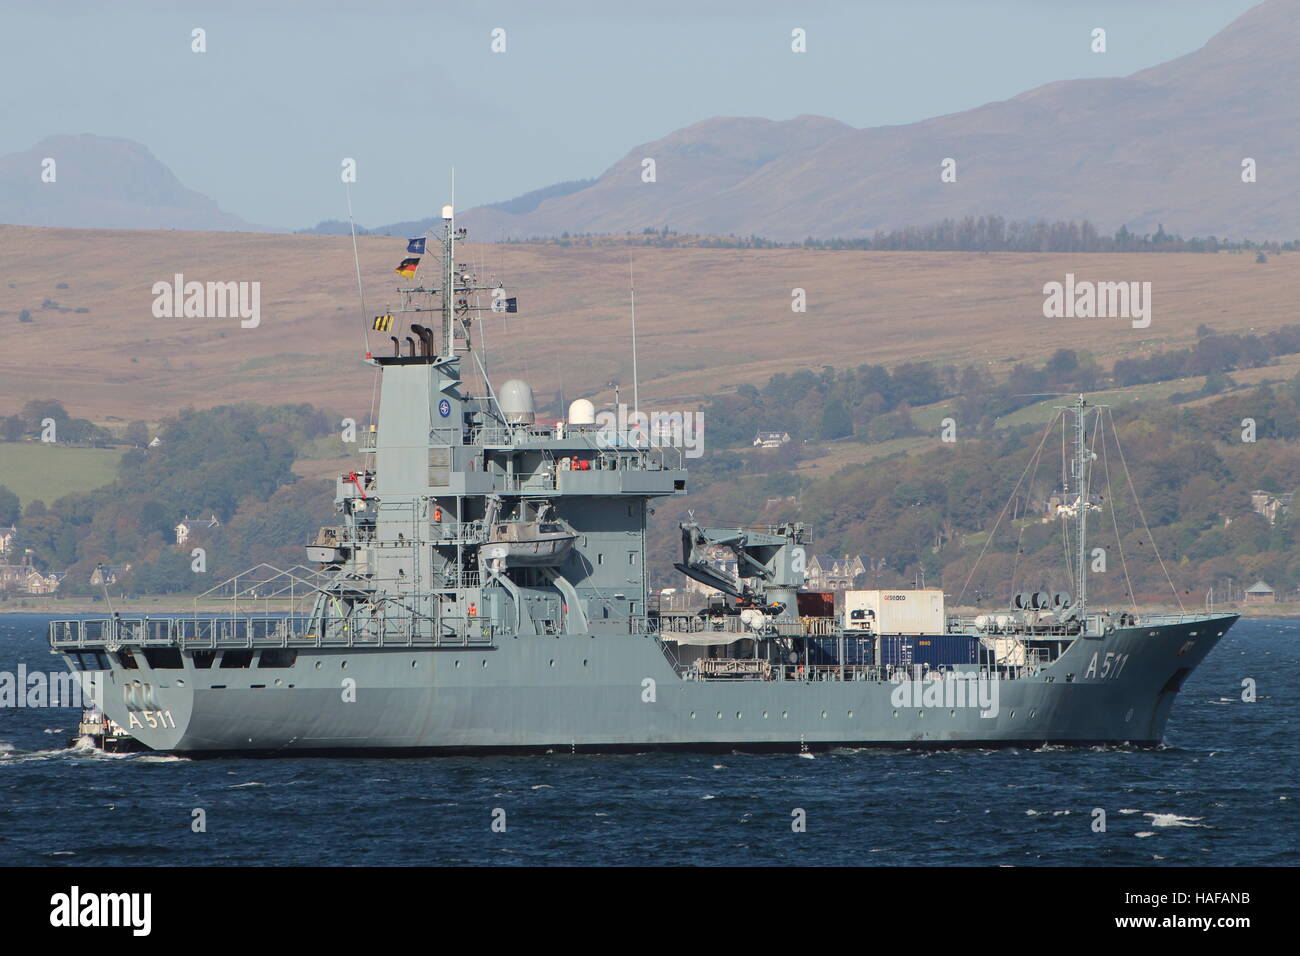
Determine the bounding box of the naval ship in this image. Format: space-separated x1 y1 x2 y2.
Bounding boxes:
49 203 1238 753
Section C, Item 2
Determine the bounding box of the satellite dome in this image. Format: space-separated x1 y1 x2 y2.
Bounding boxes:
567 398 596 425
499 379 536 424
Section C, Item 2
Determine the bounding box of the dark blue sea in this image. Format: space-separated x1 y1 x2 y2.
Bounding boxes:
1 614 1295 866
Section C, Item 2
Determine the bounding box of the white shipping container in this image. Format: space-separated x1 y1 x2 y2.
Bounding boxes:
843 589 945 635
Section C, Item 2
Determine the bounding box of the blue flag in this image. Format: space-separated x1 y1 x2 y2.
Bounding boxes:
406 237 426 255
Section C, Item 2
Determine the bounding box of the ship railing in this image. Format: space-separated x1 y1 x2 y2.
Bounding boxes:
50 614 494 650
437 617 496 646
946 616 1083 638
470 425 513 446
505 471 557 492
675 656 1047 684
1139 611 1236 627
439 570 482 589
695 658 771 679
432 520 486 544
592 446 686 473
641 614 808 638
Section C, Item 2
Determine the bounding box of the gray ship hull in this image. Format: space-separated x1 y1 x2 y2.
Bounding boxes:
58 613 1236 754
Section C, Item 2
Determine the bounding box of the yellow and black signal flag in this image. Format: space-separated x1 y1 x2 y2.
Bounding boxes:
372 314 394 332
394 257 420 278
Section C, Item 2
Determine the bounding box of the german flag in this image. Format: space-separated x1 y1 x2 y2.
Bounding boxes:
395 257 420 278
372 314 394 332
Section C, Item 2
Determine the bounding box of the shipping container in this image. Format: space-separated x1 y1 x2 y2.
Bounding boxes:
796 590 835 618
912 635 978 667
805 635 875 666
843 588 945 635
878 634 977 667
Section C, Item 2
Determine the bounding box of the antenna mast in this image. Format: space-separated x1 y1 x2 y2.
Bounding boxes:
440 200 455 358
1069 395 1092 615
629 257 640 418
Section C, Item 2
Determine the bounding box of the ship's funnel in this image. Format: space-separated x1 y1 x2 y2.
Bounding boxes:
567 398 596 425
411 324 434 357
499 379 536 424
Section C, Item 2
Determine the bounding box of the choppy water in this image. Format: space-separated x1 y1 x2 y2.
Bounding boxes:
1 614 1295 865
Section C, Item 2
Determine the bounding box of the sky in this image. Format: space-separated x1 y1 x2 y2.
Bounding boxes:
0 0 1263 230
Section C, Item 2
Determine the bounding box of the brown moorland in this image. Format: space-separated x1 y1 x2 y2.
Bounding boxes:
1 225 1297 423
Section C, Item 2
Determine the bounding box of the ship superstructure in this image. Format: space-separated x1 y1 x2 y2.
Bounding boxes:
48 204 1237 753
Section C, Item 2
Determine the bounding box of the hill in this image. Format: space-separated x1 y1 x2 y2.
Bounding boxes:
0 134 263 232
458 0 1300 241
2 225 1300 424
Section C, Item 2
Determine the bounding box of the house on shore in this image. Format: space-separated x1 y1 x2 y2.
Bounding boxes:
1244 580 1276 604
176 513 220 546
753 430 791 449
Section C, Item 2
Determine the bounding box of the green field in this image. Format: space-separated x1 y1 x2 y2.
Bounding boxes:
0 442 123 508
993 378 1210 429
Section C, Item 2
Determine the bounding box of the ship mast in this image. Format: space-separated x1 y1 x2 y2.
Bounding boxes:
440 203 456 358
1063 394 1098 617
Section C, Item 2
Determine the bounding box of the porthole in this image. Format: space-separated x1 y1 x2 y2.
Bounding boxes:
949 709 956 717
315 661 322 670
762 711 769 719
1010 710 1016 718
274 679 283 687
847 710 854 718
736 711 743 719
782 711 789 719
690 711 696 719
549 659 555 667
821 710 827 719
340 660 348 669
583 659 588 667
918 710 925 718
892 710 899 719
1029 709 1036 718
454 660 461 668
480 659 487 668
411 660 419 668
1125 708 1134 722
716 711 722 719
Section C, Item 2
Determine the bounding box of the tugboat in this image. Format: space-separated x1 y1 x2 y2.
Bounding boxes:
46 199 1237 753
69 709 146 754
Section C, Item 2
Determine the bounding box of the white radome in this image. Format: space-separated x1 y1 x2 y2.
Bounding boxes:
567 398 596 425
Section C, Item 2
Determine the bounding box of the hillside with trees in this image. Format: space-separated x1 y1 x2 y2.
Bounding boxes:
649 377 1300 606
0 403 337 598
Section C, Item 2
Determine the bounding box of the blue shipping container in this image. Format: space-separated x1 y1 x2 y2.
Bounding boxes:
806 636 875 665
880 635 977 667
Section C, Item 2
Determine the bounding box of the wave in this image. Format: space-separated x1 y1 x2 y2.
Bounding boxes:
1145 812 1207 828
